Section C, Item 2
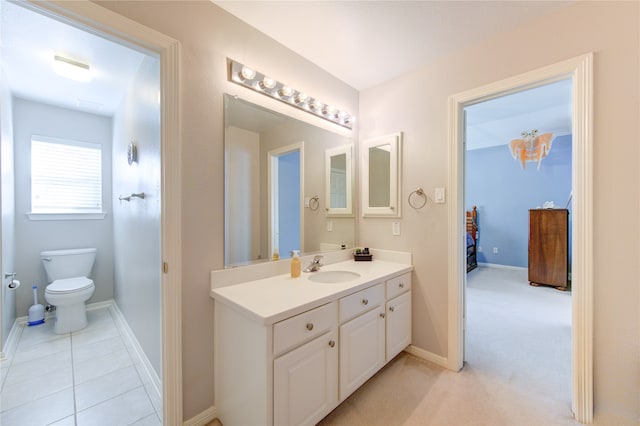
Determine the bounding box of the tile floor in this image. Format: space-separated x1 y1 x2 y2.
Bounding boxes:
1 307 162 426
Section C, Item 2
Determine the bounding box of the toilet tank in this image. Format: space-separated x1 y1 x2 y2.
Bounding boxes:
41 248 97 282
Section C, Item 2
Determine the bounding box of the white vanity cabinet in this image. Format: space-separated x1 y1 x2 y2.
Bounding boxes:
274 329 338 425
338 283 386 400
385 273 412 360
212 259 413 426
273 302 339 426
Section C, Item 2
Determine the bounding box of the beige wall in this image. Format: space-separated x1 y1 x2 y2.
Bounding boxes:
95 0 358 420
358 1 639 421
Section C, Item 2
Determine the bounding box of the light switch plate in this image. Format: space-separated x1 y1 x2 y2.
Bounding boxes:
435 187 446 204
326 220 333 232
392 221 401 236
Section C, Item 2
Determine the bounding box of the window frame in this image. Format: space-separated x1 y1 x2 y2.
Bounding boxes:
28 135 106 221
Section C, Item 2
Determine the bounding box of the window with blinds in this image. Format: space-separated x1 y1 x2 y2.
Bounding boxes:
31 136 103 214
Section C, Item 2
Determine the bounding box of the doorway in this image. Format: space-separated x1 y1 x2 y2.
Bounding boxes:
447 54 593 422
268 142 304 260
462 79 573 408
0 1 181 423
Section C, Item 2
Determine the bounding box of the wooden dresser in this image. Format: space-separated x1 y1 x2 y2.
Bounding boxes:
528 209 569 290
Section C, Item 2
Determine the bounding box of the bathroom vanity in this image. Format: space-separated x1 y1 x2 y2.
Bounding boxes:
211 253 412 426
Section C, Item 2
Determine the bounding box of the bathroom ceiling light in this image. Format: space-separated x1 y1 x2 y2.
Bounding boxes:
228 59 353 130
53 55 91 82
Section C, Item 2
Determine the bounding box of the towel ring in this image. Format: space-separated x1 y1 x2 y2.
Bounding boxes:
309 196 320 211
408 188 428 209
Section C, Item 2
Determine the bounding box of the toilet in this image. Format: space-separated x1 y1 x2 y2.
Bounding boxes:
41 248 96 334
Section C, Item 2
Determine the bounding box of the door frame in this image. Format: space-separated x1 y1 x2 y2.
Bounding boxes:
267 142 304 260
25 1 183 423
447 53 593 423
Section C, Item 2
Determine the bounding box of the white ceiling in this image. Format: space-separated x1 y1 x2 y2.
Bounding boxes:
0 1 148 116
465 79 572 150
213 1 572 91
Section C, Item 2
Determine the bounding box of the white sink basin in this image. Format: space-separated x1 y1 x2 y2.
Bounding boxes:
307 270 361 284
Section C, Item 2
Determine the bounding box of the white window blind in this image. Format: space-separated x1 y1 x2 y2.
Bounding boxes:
31 136 103 214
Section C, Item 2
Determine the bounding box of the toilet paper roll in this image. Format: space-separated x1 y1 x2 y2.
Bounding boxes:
8 279 20 289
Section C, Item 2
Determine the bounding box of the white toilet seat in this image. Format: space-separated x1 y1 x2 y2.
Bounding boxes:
46 277 94 295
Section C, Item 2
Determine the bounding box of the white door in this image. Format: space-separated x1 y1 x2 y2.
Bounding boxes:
339 307 385 400
274 330 338 426
386 291 412 361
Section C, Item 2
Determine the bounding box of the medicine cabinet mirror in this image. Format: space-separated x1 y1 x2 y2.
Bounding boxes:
224 94 355 268
325 145 353 217
361 132 402 217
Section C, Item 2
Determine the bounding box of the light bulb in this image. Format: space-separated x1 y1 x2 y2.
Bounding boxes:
259 76 276 90
278 85 294 98
322 105 337 117
240 66 256 80
294 92 308 104
310 100 323 111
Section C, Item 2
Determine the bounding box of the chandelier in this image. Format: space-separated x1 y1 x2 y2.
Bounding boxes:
508 129 554 170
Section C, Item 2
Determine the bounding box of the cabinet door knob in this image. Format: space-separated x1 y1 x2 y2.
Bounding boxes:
389 306 395 312
306 323 314 331
379 312 386 319
399 283 404 288
362 299 368 305
328 340 335 348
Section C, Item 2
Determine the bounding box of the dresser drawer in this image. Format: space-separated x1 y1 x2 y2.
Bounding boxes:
386 273 411 300
339 283 384 323
273 302 337 357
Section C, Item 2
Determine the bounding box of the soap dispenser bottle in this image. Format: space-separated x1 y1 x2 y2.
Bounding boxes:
290 250 301 278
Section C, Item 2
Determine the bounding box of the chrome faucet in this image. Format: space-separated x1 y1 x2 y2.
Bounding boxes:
304 255 324 272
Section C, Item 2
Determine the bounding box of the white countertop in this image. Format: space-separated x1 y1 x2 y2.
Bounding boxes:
210 259 413 325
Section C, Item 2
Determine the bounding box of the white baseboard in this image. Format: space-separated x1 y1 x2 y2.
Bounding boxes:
478 262 527 272
404 345 449 369
108 301 162 409
184 405 217 426
1 319 22 361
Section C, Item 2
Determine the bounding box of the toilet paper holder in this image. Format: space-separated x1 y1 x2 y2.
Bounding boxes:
4 272 19 289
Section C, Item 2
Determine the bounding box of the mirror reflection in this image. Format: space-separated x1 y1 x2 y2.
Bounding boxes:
368 145 391 207
325 144 353 217
330 154 347 208
224 95 355 267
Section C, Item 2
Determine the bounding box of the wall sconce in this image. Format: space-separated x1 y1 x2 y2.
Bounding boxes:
228 59 354 130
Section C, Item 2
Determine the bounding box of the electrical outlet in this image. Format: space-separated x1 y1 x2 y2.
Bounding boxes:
493 247 498 254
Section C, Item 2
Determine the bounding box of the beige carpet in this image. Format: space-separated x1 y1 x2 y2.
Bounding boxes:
319 266 576 426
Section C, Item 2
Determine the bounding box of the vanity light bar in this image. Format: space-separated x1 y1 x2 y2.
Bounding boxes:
229 59 354 130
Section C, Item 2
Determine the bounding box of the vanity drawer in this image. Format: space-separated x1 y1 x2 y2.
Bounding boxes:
273 302 337 357
386 273 411 300
339 283 384 323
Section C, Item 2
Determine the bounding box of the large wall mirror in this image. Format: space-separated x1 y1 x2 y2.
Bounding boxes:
224 94 355 267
